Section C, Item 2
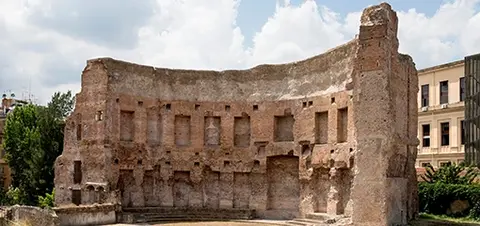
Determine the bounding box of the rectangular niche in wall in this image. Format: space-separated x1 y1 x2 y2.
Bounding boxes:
120 110 135 141
143 170 158 207
204 116 221 146
274 115 295 142
73 160 82 184
315 111 329 144
147 109 162 145
337 108 348 143
233 172 250 208
173 171 191 207
205 171 220 208
175 115 191 147
76 124 82 141
266 156 300 211
234 116 251 147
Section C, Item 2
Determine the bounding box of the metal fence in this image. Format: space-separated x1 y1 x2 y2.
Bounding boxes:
465 53 480 166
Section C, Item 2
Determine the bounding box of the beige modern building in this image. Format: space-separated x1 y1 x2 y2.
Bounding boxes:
417 59 466 169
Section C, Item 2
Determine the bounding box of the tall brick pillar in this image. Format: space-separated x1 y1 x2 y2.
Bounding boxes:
351 3 418 226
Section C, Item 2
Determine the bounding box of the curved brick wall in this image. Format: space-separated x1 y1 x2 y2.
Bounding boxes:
82 39 357 102
54 3 419 226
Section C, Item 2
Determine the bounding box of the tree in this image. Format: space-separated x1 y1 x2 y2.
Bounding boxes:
47 91 75 120
2 104 41 204
1 91 75 205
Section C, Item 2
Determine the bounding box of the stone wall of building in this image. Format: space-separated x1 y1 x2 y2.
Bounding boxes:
54 3 418 226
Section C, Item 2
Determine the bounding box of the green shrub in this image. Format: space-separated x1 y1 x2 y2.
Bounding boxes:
37 189 55 208
4 187 28 205
421 163 478 185
419 182 480 219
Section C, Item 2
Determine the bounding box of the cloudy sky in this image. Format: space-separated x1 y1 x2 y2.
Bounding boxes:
0 0 479 104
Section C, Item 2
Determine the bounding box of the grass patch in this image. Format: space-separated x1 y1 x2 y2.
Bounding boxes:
408 213 480 226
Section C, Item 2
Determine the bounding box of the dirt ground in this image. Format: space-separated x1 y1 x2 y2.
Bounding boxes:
113 220 283 226
112 218 480 226
152 222 277 226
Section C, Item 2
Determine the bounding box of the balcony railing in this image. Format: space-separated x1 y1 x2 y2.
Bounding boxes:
419 146 465 155
418 101 464 112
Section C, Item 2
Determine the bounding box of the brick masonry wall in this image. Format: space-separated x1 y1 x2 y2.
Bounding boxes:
53 3 418 225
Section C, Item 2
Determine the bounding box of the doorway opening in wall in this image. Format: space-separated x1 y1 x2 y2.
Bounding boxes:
72 189 81 206
118 169 135 208
266 155 299 213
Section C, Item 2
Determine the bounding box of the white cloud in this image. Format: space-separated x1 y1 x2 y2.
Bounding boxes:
0 0 479 104
460 11 480 55
395 0 480 67
249 1 347 66
136 0 247 70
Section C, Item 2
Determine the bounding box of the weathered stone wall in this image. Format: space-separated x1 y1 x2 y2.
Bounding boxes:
54 2 418 226
351 3 419 226
55 38 358 220
5 205 59 226
53 204 117 226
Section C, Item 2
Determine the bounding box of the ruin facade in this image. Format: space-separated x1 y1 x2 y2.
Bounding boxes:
54 3 419 226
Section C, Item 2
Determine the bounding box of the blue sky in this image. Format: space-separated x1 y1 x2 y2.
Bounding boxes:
237 0 441 47
0 0 479 103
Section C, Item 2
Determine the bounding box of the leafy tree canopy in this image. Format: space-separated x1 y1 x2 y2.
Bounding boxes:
47 91 75 120
1 91 75 205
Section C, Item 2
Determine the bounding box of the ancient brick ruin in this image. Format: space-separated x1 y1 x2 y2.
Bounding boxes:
54 3 419 226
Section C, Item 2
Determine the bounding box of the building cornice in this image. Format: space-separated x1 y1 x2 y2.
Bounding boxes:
418 59 464 74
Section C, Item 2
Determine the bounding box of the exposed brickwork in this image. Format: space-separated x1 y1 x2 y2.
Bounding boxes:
54 3 418 226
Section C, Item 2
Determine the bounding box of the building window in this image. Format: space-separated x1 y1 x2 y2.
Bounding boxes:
422 124 430 147
440 81 449 104
440 161 451 167
421 84 429 107
441 122 450 146
461 120 465 145
460 77 466 101
421 162 431 167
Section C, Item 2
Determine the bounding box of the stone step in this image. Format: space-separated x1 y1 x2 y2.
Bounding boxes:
305 213 332 221
135 214 253 220
136 217 229 223
136 212 252 216
121 207 256 223
294 218 328 224
286 218 330 226
123 207 253 214
285 220 310 226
